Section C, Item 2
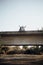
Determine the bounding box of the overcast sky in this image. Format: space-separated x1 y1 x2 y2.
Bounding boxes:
0 0 43 31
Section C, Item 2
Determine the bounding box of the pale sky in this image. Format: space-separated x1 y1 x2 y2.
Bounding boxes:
0 0 43 31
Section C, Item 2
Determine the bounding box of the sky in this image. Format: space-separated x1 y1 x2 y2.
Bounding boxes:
0 0 43 31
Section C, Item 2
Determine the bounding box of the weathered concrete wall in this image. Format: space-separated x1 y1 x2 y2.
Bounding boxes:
0 35 43 45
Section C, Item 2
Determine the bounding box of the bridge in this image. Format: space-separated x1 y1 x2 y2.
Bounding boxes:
0 30 43 46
